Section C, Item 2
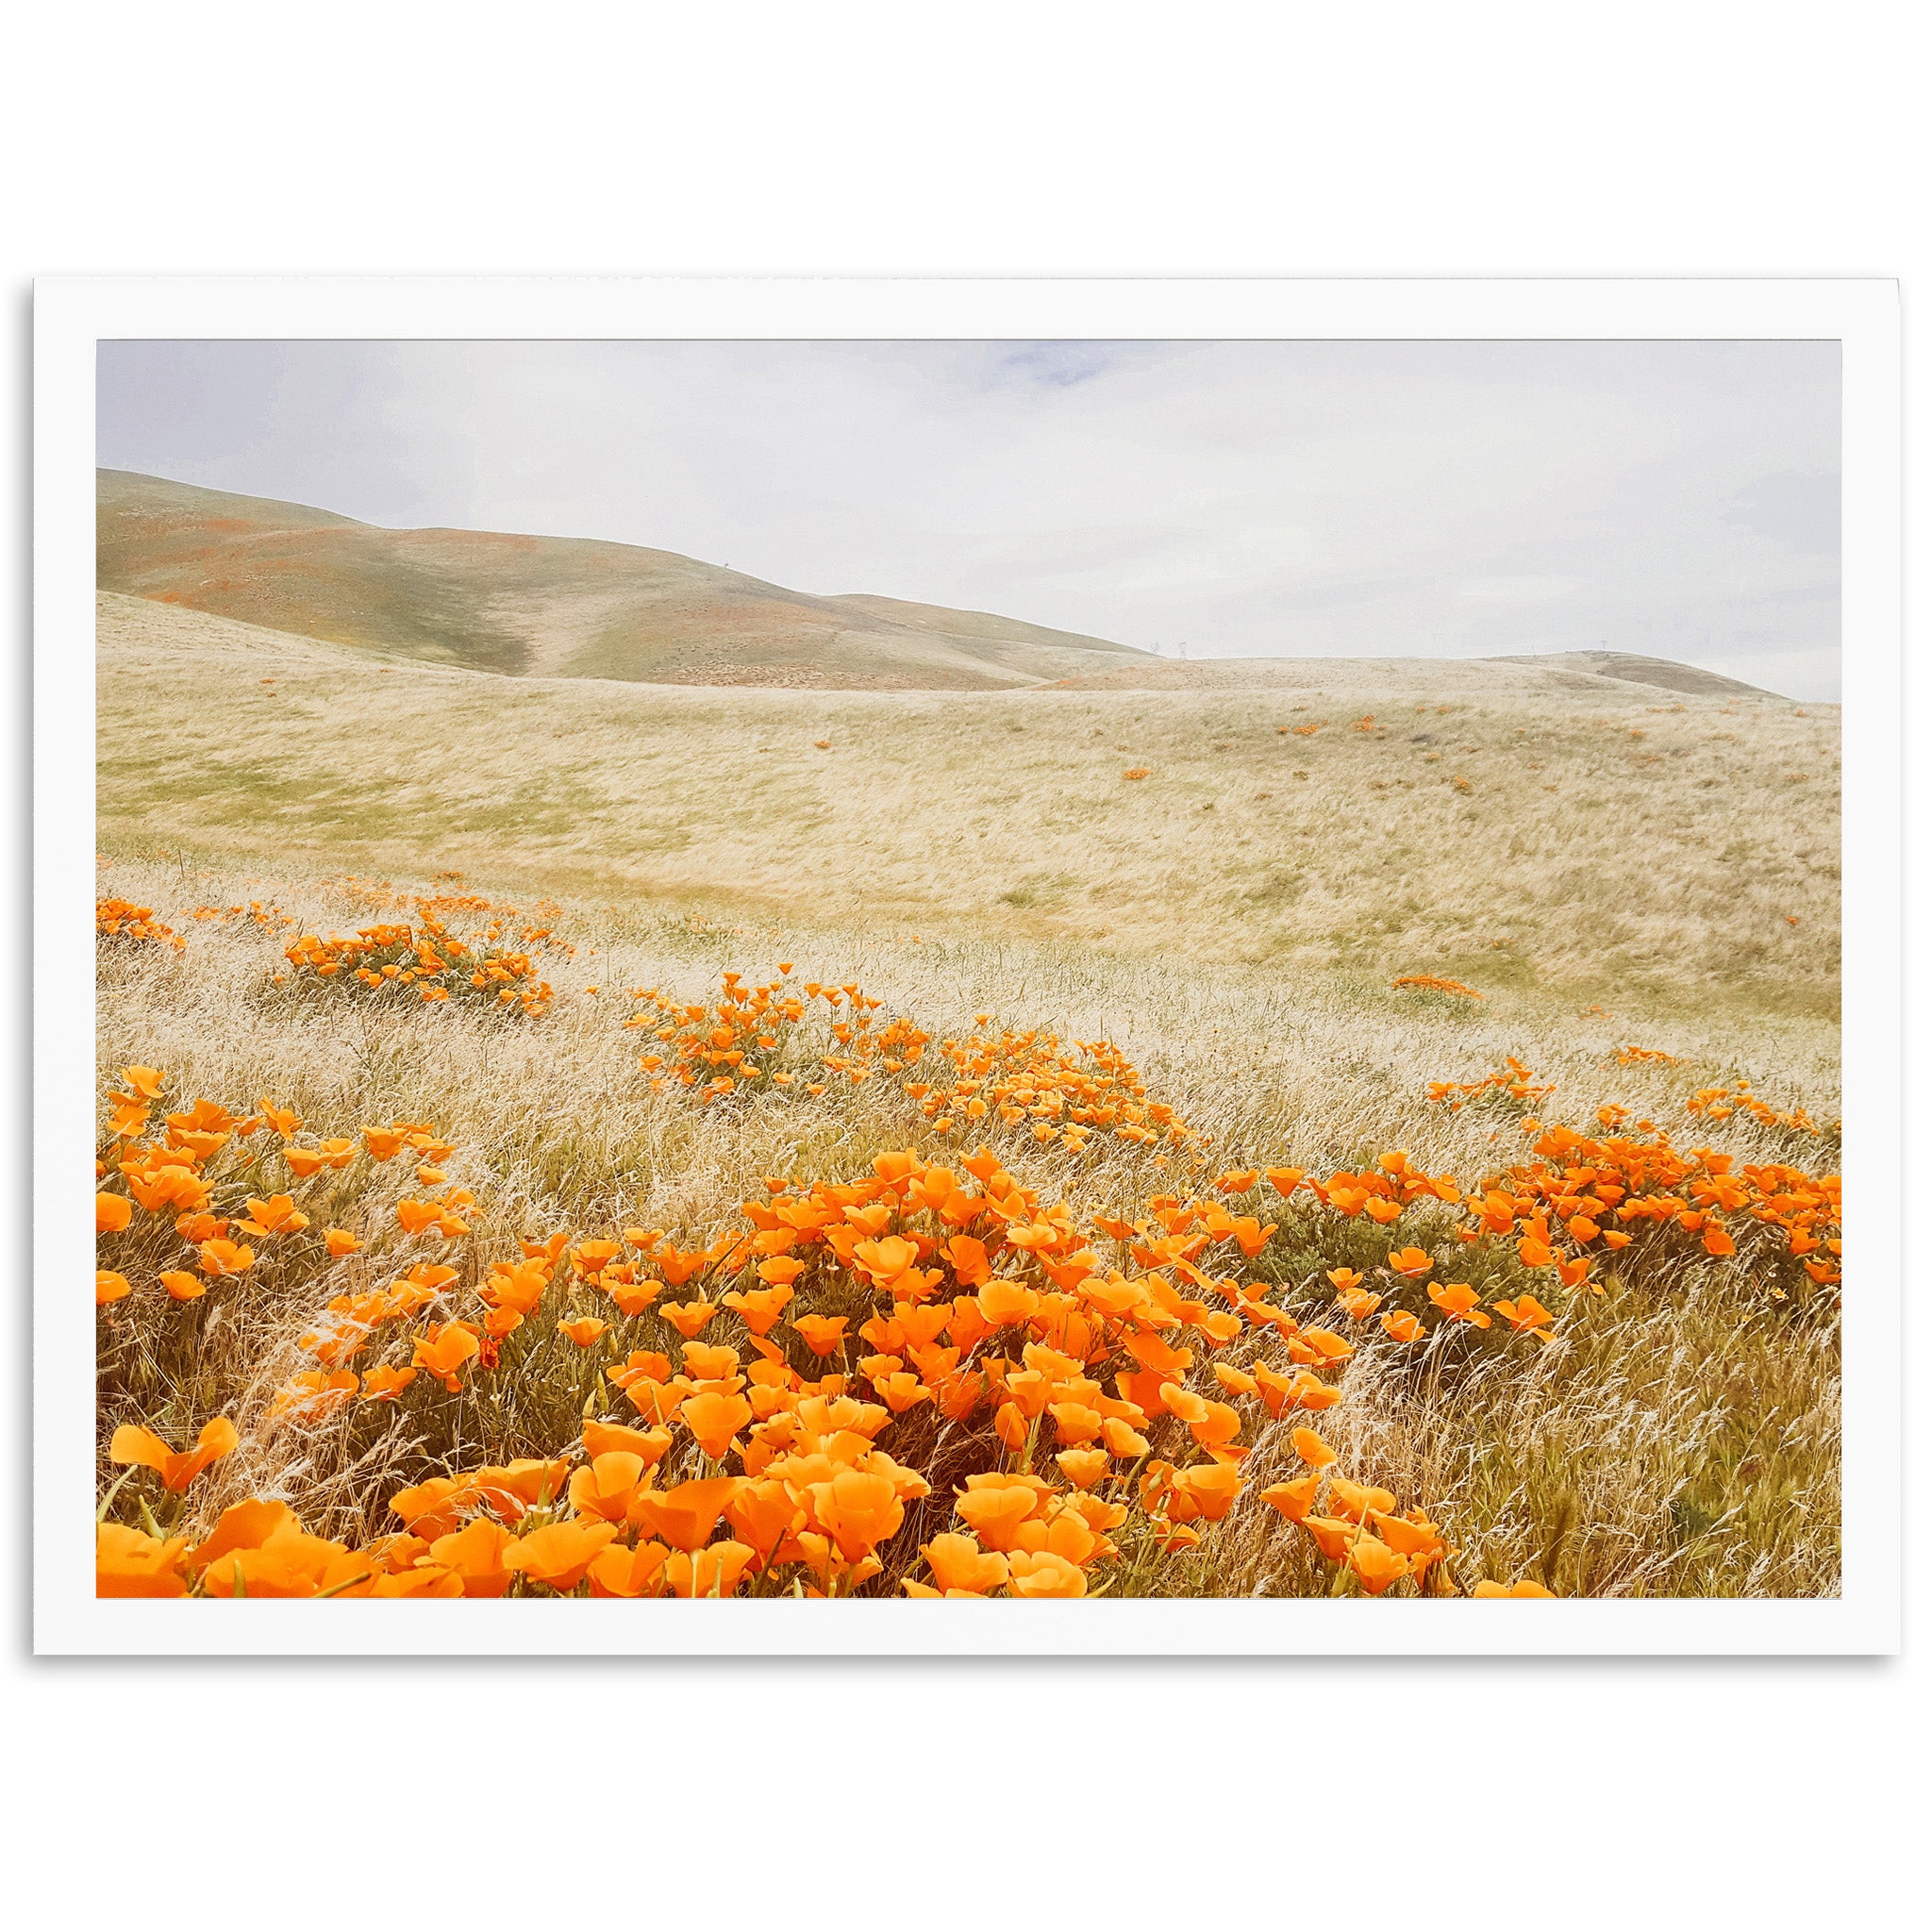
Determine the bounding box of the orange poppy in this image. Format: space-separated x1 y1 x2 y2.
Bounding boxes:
1346 1534 1410 1595
1491 1295 1556 1336
791 1313 849 1357
196 1238 256 1278
96 1523 190 1598
662 1541 758 1599
659 1299 723 1341
238 1194 309 1236
505 1520 619 1591
1055 1447 1112 1488
975 1278 1040 1326
953 1481 1040 1553
568 1451 651 1524
683 1390 754 1460
1427 1281 1490 1327
1006 1550 1087 1597
724 1479 807 1566
807 1468 906 1562
921 1531 1009 1595
583 1419 674 1466
1258 1474 1323 1523
411 1323 482 1391
588 1541 674 1599
427 1519 518 1597
630 1476 743 1553
395 1199 447 1237
557 1316 608 1348
1327 1476 1398 1524
108 1415 240 1491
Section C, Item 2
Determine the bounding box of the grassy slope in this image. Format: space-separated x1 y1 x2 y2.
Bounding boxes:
95 852 1841 1596
94 590 1841 1598
97 470 1148 690
98 591 1841 1016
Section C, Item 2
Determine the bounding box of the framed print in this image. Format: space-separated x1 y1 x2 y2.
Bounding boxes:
37 276 1899 1654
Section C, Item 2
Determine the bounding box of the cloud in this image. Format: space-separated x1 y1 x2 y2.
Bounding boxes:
96 336 1842 698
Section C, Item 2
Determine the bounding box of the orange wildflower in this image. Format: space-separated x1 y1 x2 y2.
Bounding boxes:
663 1541 758 1599
807 1468 905 1563
630 1476 743 1553
683 1390 754 1460
505 1520 619 1591
108 1415 239 1491
1258 1474 1323 1523
427 1519 518 1597
96 1523 190 1598
659 1299 723 1341
791 1313 849 1357
238 1193 309 1236
411 1322 482 1391
1006 1550 1088 1597
953 1481 1041 1553
1427 1281 1491 1327
1491 1295 1556 1337
922 1531 1010 1595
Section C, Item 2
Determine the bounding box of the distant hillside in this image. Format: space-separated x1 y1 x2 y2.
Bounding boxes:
96 589 1842 1010
95 469 1149 691
1484 650 1779 699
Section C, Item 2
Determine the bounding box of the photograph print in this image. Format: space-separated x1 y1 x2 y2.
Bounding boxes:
84 325 1847 1620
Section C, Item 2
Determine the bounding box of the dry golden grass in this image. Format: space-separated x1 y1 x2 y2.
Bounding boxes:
98 592 1840 1013
96 835 1840 1597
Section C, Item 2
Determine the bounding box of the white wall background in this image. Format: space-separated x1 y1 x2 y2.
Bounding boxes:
7 6 1918 1927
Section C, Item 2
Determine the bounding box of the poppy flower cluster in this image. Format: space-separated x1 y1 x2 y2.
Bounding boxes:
1686 1083 1833 1138
625 967 929 1101
325 876 573 951
1448 1119 1841 1296
277 909 553 1015
1426 1056 1555 1112
96 897 186 952
1391 974 1483 999
92 1066 458 1315
1255 1425 1456 1596
187 899 294 933
95 1035 1839 1600
99 1114 1416 1598
908 1024 1201 1155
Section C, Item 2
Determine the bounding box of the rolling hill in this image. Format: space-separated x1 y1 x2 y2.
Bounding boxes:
95 589 1839 1010
95 469 1151 691
1484 650 1776 698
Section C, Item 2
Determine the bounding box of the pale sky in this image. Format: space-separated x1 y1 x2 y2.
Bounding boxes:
97 338 1841 699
